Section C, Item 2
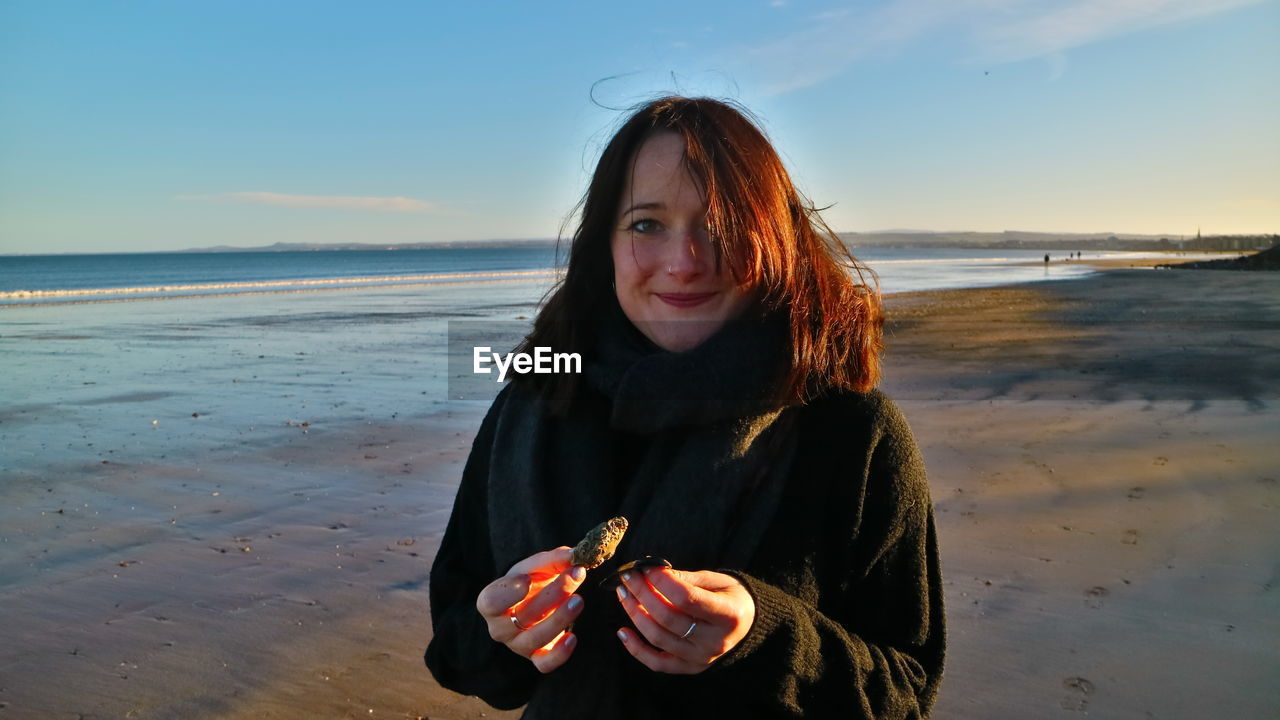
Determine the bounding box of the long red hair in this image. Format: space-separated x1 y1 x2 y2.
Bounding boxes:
517 96 882 413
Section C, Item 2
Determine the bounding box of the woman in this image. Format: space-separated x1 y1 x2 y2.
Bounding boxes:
425 96 944 718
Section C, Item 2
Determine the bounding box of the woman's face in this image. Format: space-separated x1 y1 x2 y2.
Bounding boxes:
611 133 754 352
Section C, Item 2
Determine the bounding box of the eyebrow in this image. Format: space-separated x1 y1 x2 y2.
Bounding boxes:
619 201 663 216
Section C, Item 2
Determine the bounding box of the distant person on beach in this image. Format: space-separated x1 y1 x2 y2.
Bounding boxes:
425 96 944 718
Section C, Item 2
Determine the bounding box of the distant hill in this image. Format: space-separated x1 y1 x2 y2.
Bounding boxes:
839 231 1277 253
176 232 1277 254
179 239 558 253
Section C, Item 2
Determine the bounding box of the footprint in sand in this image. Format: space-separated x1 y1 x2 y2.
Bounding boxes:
1063 676 1095 694
1127 486 1145 500
1085 586 1109 609
1060 676 1095 712
1122 529 1139 545
1153 456 1168 466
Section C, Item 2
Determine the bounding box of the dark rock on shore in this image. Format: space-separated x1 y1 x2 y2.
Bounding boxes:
1160 245 1280 270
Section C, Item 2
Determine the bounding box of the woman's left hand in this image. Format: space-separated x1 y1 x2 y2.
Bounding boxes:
615 566 755 674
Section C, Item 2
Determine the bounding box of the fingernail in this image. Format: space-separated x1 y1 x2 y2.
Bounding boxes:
621 572 631 583
567 595 582 611
617 628 629 643
564 633 577 650
616 584 628 601
569 565 585 582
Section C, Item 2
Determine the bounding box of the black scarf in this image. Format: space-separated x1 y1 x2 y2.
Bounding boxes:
484 303 801 717
488 302 798 575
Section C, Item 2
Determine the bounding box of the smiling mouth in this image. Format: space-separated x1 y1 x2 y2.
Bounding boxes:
655 292 716 308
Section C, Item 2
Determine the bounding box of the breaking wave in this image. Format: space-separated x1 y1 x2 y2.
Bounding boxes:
0 269 559 307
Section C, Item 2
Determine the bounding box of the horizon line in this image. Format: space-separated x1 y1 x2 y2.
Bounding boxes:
4 229 1276 257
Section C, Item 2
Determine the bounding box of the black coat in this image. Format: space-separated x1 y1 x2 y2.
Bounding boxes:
426 309 943 718
425 381 945 718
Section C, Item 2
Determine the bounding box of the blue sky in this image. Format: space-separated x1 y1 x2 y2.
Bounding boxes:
2 0 1276 254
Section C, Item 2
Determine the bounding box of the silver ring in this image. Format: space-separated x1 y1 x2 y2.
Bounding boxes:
510 613 531 632
681 621 697 639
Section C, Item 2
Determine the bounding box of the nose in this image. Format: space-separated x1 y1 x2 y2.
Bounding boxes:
664 228 711 283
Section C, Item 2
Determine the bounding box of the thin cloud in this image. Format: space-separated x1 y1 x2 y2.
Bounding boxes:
741 0 1267 96
976 0 1267 63
179 192 440 213
741 0 971 95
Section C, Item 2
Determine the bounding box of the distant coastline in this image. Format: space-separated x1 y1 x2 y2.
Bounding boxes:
175 238 561 253
180 231 1280 254
0 239 559 257
839 230 1277 253
3 231 1274 257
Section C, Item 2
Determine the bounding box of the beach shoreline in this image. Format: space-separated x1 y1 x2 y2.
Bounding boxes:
1 267 1277 718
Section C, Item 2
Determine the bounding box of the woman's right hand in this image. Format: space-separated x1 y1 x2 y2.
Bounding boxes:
475 546 586 673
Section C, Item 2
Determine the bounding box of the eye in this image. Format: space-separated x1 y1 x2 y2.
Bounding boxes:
628 218 663 234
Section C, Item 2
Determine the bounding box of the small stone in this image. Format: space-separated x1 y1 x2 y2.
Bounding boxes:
571 517 628 569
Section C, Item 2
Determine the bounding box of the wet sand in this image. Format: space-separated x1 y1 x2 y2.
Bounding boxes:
1 267 1277 718
885 268 1280 718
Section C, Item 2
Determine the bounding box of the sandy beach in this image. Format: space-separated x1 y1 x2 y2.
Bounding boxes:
885 267 1280 718
2 266 1277 719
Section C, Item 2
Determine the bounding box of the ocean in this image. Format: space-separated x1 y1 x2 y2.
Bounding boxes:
0 247 564 305
0 244 1165 482
2 243 1198 479
0 246 1136 306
